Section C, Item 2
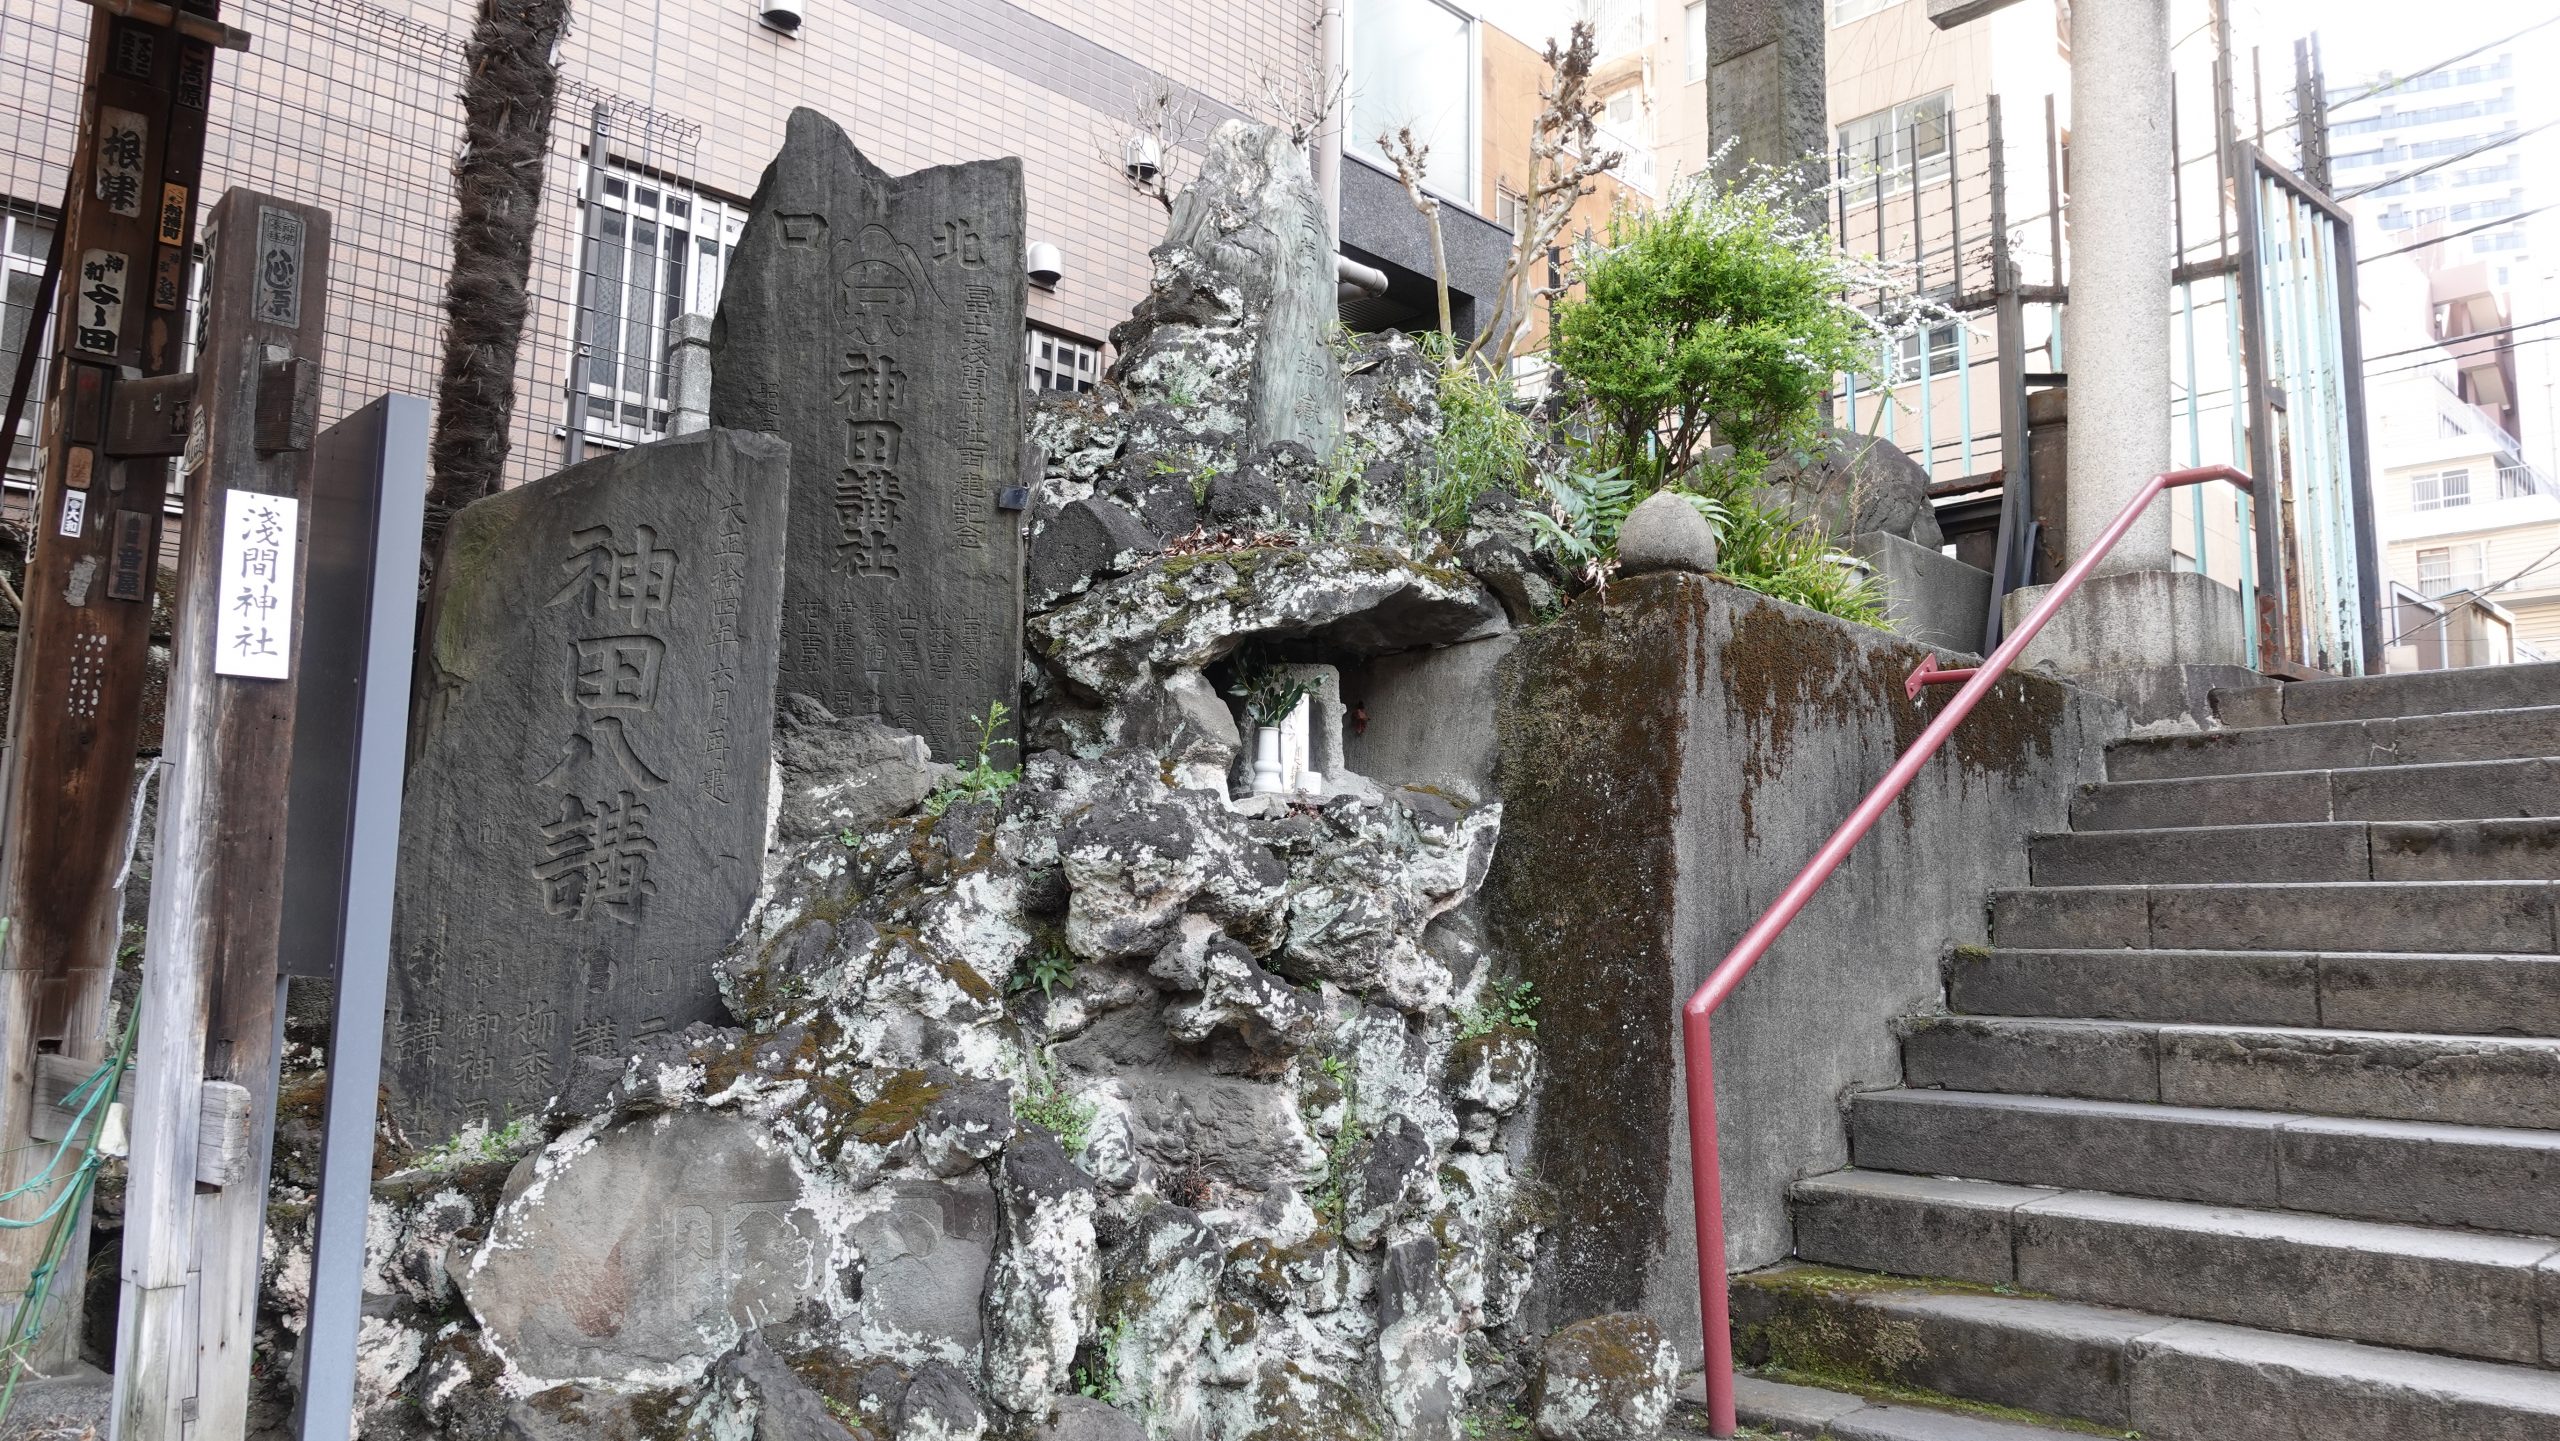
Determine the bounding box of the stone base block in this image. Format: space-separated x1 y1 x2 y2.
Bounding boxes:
2006 569 2248 672
2004 569 2253 726
2055 663 2265 729
1850 530 1991 658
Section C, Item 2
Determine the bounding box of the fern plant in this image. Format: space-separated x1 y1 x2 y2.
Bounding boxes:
1521 466 1724 591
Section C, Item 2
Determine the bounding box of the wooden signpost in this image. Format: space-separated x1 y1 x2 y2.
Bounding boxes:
111 187 331 1441
0 0 245 1366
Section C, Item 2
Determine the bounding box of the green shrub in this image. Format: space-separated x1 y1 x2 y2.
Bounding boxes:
1549 167 1878 490
1712 491 1887 626
1416 336 1536 540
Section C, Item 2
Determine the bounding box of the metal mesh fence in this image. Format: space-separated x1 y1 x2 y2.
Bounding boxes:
0 0 707 506
1828 98 2056 486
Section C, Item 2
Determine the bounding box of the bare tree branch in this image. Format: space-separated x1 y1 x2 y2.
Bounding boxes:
1467 21 1621 373
1251 59 1347 145
1092 76 1208 215
1381 127 1454 349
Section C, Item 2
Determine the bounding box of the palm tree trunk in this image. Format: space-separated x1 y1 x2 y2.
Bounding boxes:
422 0 572 567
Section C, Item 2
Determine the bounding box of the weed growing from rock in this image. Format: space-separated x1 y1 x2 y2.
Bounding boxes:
1457 980 1540 1040
924 701 1021 816
1013 1050 1097 1154
1009 938 1080 999
412 1114 537 1172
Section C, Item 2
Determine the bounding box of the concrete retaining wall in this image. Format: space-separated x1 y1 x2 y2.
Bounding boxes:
1486 573 2123 1355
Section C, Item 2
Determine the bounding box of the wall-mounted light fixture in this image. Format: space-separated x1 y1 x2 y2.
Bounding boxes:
1123 134 1162 184
757 0 802 36
1027 241 1063 290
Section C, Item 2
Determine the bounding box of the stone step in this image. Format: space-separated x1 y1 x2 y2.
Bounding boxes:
1946 946 2560 1036
2071 756 2560 830
1728 1264 2560 1441
1849 1089 2560 1234
1788 1170 2560 1367
1988 880 2560 954
2028 819 2560 885
1713 1373 2107 1441
2105 704 2560 783
1896 1014 2560 1129
2214 662 2560 728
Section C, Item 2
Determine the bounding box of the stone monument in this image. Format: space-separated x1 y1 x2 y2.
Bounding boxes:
710 107 1027 765
1705 0 1829 209
387 429 790 1138
1107 121 1344 460
463 1111 831 1384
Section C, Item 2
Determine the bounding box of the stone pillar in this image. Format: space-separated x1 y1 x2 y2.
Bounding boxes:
667 312 711 435
2004 0 2258 726
1705 0 1828 205
2061 0 2172 574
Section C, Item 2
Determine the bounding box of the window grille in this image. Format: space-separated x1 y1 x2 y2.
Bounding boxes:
2409 467 2472 511
1836 92 1952 198
1 205 55 486
572 160 744 447
1027 327 1101 394
2416 543 2485 596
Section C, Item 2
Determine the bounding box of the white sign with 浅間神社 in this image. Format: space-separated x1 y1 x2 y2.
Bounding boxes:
215 490 297 680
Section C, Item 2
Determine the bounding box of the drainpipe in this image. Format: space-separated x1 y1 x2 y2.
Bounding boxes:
1337 253 1389 305
1317 0 1346 248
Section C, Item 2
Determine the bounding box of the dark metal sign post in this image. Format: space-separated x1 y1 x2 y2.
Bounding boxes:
280 394 427 1441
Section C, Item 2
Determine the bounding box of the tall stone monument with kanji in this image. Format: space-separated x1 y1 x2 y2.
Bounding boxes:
386 429 790 1138
710 108 1028 765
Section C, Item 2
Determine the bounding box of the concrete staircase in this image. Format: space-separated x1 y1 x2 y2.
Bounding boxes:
1726 662 2560 1440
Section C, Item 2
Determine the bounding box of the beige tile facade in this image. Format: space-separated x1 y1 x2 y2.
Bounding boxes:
1 0 1321 491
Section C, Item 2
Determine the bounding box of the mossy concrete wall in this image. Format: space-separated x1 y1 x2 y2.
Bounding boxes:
1487 573 2124 1357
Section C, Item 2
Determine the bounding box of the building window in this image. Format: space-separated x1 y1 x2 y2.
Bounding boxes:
1837 92 1953 198
1027 327 1101 394
1890 322 1962 383
1834 0 1897 23
2 206 54 483
1685 2 1706 83
574 161 745 446
1351 0 1477 206
2416 543 2485 596
2409 467 2472 511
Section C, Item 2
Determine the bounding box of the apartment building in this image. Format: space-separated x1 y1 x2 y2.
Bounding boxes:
2358 244 2559 664
2 0 1581 501
2327 34 2560 668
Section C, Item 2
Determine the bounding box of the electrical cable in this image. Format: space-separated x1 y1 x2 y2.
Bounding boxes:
2361 327 2560 382
2359 203 2554 264
2335 118 2558 201
2362 314 2560 366
2308 15 2559 118
2387 539 2560 647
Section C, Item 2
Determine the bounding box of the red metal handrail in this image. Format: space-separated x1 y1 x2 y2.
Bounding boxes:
1684 465 2252 1436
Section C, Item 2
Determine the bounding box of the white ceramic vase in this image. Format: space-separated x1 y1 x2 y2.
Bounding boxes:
1251 725 1287 795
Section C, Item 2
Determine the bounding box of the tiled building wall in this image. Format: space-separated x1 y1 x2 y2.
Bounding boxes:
1 0 1321 493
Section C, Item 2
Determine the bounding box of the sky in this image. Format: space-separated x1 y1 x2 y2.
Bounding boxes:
2257 0 2539 83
